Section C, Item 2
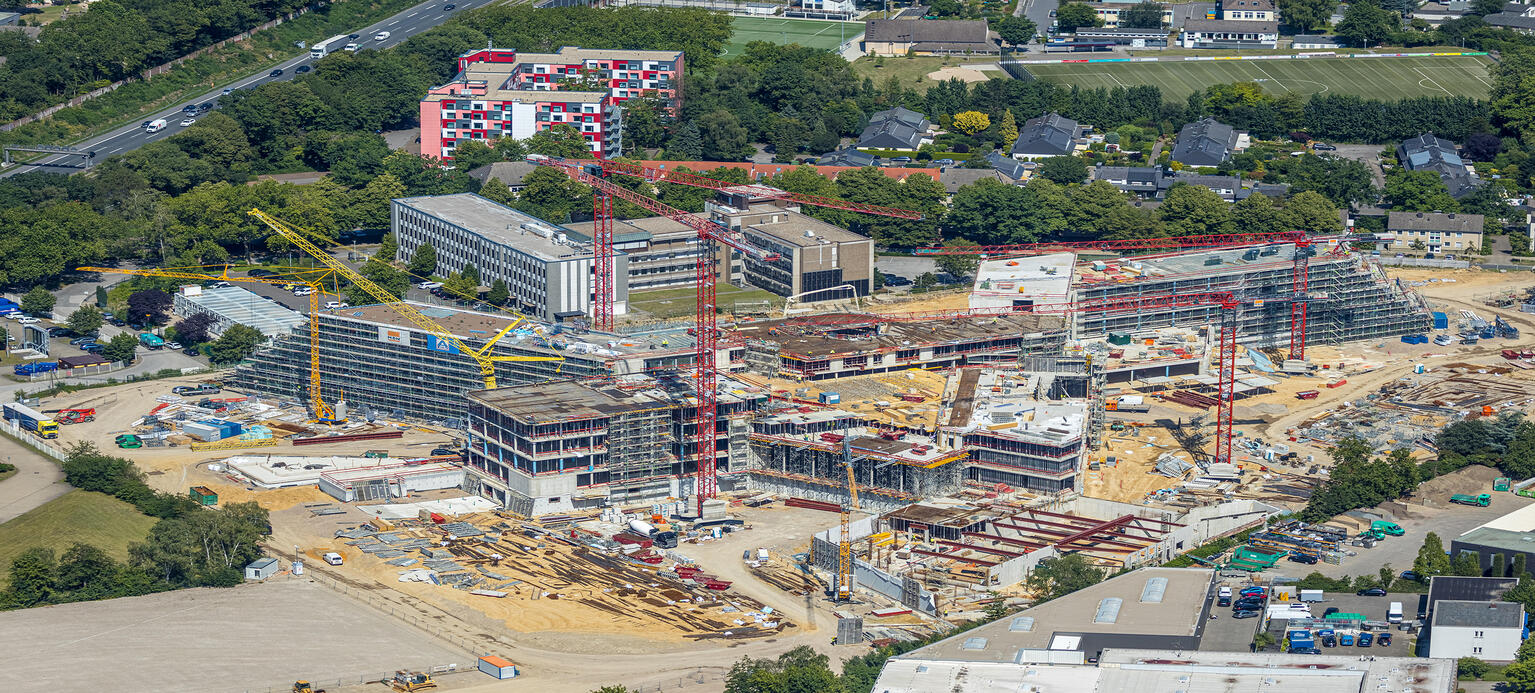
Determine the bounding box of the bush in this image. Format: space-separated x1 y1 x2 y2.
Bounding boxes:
1459 657 1491 680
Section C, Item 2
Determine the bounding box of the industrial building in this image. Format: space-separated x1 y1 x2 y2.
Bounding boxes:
1427 600 1525 661
227 302 700 423
391 193 628 322
171 285 304 338
707 191 876 300
463 373 765 516
1451 503 1535 574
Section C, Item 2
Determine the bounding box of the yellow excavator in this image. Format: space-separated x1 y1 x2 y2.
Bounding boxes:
291 682 325 693
385 671 437 692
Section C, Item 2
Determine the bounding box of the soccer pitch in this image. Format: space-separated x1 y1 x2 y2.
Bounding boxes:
722 16 864 56
1020 55 1493 102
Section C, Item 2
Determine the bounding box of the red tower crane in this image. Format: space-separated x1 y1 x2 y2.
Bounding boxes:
532 157 781 516
783 291 1244 466
528 155 924 331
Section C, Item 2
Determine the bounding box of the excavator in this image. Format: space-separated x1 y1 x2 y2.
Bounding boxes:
385 671 436 692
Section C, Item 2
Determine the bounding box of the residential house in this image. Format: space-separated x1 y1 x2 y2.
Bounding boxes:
1236 182 1290 200
986 151 1029 181
856 107 932 152
863 19 998 56
1164 174 1242 201
1385 211 1485 253
1485 1 1535 32
1217 0 1277 21
1087 1 1213 28
939 168 1011 195
1178 0 1278 48
1010 112 1084 160
786 0 856 20
1412 0 1471 25
1170 118 1244 167
817 148 881 167
1094 164 1163 197
1398 133 1482 198
468 161 539 192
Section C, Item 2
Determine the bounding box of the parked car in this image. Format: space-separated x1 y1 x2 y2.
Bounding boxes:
1291 647 1322 655
1231 609 1260 619
324 301 349 309
173 384 222 396
1400 571 1421 582
417 281 443 290
1288 553 1318 564
1217 596 1231 607
1313 143 1337 151
82 343 104 353
891 156 912 163
47 326 71 337
1377 632 1392 647
1239 587 1267 597
1357 588 1387 597
1320 633 1336 647
182 346 200 356
1323 607 1340 618
1340 633 1354 646
1358 633 1374 647
293 287 315 296
165 341 183 350
882 275 912 287
16 316 38 325
247 268 275 277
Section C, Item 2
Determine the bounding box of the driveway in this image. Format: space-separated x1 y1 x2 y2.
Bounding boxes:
0 436 67 524
1328 144 1386 189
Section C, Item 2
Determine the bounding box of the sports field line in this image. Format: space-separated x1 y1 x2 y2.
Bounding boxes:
1413 67 1453 96
1417 64 1494 90
1251 63 1290 92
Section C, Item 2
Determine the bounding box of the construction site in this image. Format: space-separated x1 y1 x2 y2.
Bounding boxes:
17 163 1535 690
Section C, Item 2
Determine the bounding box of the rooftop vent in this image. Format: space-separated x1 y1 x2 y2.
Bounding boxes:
1140 577 1168 603
1094 597 1123 624
1010 616 1036 632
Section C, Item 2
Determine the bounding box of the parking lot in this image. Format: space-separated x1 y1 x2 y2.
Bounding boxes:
1311 492 1535 579
1202 586 1423 656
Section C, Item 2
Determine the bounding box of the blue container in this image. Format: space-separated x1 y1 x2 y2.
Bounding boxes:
1432 312 1448 330
819 392 841 404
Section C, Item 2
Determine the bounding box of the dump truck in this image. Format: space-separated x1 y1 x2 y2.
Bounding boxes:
1451 493 1492 507
1371 520 1404 536
3 403 58 439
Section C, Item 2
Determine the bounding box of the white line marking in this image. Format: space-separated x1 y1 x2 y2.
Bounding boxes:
1252 63 1289 91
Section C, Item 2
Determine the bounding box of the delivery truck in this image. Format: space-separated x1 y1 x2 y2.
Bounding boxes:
3 402 58 439
1450 493 1492 507
145 118 167 133
628 519 679 549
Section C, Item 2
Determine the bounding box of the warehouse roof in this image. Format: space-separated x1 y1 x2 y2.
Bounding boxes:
1428 576 1520 605
175 286 304 337
394 193 591 262
1453 526 1535 555
1432 600 1525 629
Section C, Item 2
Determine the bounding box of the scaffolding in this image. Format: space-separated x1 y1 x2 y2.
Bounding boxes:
604 406 675 504
744 435 964 513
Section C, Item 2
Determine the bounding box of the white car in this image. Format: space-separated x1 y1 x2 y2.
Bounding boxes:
344 42 360 52
374 31 390 41
179 117 195 127
416 281 443 290
324 301 350 309
15 316 39 325
293 287 314 296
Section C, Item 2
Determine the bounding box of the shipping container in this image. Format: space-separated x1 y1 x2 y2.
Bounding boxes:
189 486 218 506
1431 311 1449 330
1296 390 1320 400
477 656 518 680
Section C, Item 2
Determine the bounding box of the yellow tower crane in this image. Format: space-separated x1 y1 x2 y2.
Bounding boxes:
837 435 862 602
247 209 562 389
77 265 342 422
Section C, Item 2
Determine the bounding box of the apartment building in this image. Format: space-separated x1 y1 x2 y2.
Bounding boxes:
464 374 764 516
707 191 875 300
420 46 684 160
1385 211 1485 254
942 369 1089 492
392 193 629 323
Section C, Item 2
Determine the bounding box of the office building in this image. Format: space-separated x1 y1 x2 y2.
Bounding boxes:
420 46 683 160
1427 600 1526 661
707 191 875 300
392 192 628 322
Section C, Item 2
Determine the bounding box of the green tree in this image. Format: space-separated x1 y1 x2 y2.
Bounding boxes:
1055 2 1105 30
1453 550 1484 577
450 140 498 172
1068 180 1135 239
21 286 56 317
723 646 840 693
479 177 516 205
516 165 590 223
525 124 596 160
915 272 937 289
103 333 139 364
1038 156 1088 185
1231 192 1280 234
1159 185 1235 236
408 242 439 277
1335 0 1398 47
1280 190 1343 235
1515 553 1528 578
1379 564 1396 590
378 232 399 264
996 16 1038 47
1026 553 1104 600
699 109 752 161
1507 659 1535 691
621 97 668 153
66 304 103 336
1385 171 1460 212
667 121 704 160
487 279 510 306
1119 1 1166 28
6 547 57 607
1470 0 1506 15
350 173 407 229
1459 656 1491 679
207 324 264 365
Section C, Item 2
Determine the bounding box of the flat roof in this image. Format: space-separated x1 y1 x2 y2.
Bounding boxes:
899 567 1213 663
971 253 1074 310
743 214 870 248
1428 576 1520 605
514 46 682 63
1095 649 1454 693
321 302 685 357
563 215 693 244
1432 600 1524 628
1455 526 1535 554
394 193 591 262
736 313 1066 359
466 379 670 422
946 369 1087 445
873 659 1096 693
177 286 304 337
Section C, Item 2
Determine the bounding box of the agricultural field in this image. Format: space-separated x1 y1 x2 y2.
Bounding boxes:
1020 55 1493 102
723 16 864 56
0 490 157 585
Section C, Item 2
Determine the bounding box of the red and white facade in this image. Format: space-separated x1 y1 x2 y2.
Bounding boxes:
420 46 684 161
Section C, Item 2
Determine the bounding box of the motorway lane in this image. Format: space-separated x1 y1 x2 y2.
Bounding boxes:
0 0 496 178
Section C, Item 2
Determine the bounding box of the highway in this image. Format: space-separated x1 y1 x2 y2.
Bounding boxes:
0 0 497 179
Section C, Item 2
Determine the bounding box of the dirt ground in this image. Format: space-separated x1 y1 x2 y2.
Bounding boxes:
925 65 996 83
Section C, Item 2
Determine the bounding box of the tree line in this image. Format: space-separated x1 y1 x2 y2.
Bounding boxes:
4 444 270 610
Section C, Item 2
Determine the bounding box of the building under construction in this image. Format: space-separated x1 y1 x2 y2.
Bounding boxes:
463 373 765 516
1070 243 1432 347
228 302 702 423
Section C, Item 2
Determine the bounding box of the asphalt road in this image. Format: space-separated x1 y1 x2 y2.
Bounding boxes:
1017 0 1058 45
0 0 497 178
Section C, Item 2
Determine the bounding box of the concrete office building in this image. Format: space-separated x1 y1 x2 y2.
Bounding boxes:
392 193 629 322
464 374 765 516
563 216 724 292
228 302 707 423
707 191 875 300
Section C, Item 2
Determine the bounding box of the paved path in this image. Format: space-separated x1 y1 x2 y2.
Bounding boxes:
0 435 67 525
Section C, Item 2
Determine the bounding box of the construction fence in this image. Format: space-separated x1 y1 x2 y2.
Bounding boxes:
0 419 66 462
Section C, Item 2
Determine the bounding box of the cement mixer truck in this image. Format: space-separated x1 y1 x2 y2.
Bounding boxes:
628 519 679 549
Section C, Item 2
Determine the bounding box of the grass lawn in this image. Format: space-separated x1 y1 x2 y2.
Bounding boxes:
851 55 1006 90
1020 55 1493 103
0 490 158 586
627 284 780 320
723 17 865 57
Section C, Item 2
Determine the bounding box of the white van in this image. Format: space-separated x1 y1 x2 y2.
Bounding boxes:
1387 601 1403 623
374 31 391 41
416 281 443 290
323 552 344 566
